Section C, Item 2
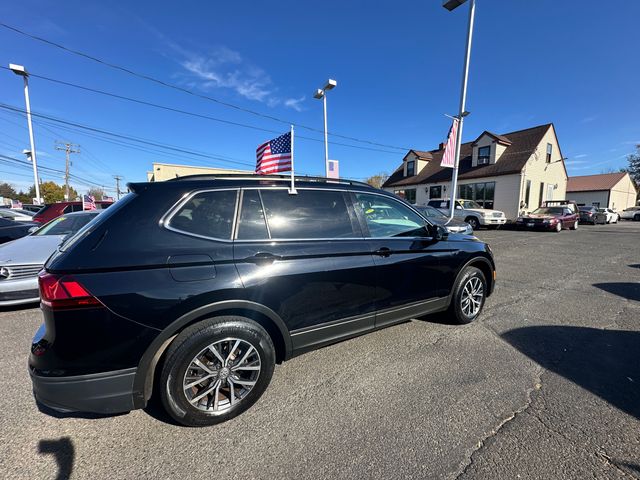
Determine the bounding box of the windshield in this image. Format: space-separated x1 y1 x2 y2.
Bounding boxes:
33 213 97 236
459 200 482 209
579 207 594 212
417 206 446 218
532 207 564 215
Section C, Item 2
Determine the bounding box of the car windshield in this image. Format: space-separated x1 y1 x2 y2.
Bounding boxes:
33 213 97 236
0 210 22 219
532 207 564 215
459 200 482 209
417 206 447 218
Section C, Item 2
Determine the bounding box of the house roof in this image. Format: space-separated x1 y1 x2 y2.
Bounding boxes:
405 149 433 161
566 172 627 192
472 131 512 146
383 124 552 188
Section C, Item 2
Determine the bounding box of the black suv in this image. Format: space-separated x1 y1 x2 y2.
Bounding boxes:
30 175 495 427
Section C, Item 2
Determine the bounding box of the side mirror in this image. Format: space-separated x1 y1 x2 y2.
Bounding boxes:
433 224 449 241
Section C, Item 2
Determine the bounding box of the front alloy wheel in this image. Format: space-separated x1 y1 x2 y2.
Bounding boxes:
449 266 487 324
460 277 484 318
555 221 562 232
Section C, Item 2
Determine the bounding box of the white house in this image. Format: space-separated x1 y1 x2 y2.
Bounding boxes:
566 172 638 210
382 123 569 220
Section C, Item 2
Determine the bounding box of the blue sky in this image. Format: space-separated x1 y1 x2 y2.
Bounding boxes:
0 0 638 196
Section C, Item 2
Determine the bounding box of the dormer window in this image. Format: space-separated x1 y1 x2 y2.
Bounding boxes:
478 146 490 165
406 160 415 176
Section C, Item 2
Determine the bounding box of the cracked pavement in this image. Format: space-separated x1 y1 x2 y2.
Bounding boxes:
1 222 639 479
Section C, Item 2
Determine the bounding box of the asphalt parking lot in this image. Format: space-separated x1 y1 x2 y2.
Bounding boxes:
1 222 639 480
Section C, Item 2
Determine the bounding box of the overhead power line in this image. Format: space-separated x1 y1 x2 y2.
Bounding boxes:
0 22 408 151
0 65 402 155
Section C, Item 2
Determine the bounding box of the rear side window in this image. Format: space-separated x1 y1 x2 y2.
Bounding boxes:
236 190 269 240
259 189 358 239
169 190 238 240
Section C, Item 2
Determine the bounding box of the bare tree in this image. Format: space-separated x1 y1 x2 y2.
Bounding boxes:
365 172 389 189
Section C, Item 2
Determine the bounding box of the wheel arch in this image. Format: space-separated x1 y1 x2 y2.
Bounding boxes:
132 300 292 409
449 255 495 303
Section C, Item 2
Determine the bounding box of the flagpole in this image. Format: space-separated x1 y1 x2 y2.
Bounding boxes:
448 0 475 221
288 124 297 194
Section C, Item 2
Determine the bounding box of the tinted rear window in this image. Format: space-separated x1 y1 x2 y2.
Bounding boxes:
236 190 269 240
169 190 238 240
260 189 358 239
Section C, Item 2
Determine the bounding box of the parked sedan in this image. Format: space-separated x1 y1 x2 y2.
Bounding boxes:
516 206 579 232
597 208 619 224
578 206 605 224
0 218 38 244
414 206 473 234
0 209 33 222
0 211 100 306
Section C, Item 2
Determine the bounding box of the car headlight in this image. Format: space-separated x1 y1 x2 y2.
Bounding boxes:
464 225 473 234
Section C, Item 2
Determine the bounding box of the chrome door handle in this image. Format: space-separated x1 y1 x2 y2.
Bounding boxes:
247 252 282 264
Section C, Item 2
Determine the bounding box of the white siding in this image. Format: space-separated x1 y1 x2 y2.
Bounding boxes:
568 191 609 207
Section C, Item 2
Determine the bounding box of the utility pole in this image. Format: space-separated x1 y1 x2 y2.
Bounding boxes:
55 141 80 200
113 175 123 200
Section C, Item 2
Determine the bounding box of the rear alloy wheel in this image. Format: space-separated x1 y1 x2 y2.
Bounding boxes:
635 214 640 222
448 266 487 324
466 217 480 230
555 221 562 232
160 316 275 427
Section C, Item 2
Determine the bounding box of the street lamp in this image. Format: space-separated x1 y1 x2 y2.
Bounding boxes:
442 0 476 221
9 63 42 204
313 78 337 177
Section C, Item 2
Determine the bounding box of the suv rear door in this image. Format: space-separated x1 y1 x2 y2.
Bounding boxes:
232 188 377 353
353 192 448 328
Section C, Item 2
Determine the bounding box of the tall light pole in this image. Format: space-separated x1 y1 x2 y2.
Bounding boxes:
9 63 42 204
313 79 337 177
443 0 476 220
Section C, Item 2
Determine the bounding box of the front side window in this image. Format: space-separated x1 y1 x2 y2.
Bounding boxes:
355 193 427 238
260 189 357 239
429 185 442 199
478 146 490 165
169 190 238 239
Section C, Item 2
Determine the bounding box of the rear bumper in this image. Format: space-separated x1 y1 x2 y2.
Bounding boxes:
30 367 136 414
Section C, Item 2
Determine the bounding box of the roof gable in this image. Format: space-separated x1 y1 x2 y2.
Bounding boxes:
472 131 512 146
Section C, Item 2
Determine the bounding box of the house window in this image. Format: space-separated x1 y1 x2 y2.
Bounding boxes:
394 189 417 204
546 143 552 163
406 160 415 176
429 185 442 199
458 182 495 209
524 180 531 208
478 146 490 165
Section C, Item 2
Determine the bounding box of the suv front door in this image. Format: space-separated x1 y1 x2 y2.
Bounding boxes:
353 192 449 328
233 188 377 353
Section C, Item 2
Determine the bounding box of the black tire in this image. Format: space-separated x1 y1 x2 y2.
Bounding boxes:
570 220 578 230
634 214 640 222
448 266 487 324
160 316 275 427
465 217 480 230
555 221 562 232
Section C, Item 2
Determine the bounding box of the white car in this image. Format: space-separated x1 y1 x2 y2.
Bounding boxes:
597 208 619 224
620 206 640 221
427 199 507 230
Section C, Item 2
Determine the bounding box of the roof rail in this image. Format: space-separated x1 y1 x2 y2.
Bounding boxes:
168 173 374 188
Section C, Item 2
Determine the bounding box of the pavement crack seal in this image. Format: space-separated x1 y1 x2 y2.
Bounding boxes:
452 368 544 480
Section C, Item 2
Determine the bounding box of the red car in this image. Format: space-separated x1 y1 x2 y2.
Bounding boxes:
32 201 113 224
516 206 579 232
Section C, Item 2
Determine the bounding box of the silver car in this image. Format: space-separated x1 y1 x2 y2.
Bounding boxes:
415 206 474 235
0 211 100 306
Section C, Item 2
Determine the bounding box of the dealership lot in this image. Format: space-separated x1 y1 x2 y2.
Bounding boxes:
1 223 639 479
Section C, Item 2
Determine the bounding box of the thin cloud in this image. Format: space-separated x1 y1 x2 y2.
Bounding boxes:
167 42 302 110
580 115 598 124
572 154 589 159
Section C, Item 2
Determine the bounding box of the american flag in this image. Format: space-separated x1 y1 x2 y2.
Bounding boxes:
440 118 459 168
256 132 292 174
82 194 96 211
327 160 339 179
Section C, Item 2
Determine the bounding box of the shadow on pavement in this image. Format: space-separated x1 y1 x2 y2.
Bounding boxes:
502 326 640 420
629 264 640 269
0 302 40 313
593 282 640 302
38 437 74 480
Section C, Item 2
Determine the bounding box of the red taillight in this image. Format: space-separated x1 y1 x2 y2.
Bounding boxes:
38 271 101 309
